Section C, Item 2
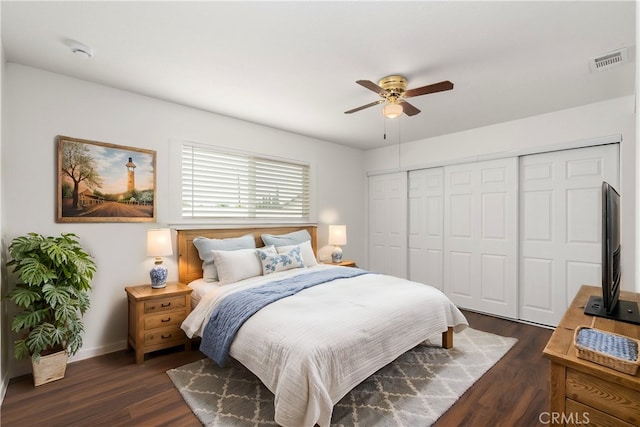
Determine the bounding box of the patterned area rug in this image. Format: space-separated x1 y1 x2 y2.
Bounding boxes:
167 328 517 426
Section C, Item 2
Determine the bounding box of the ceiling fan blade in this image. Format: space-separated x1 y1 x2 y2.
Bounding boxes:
399 101 421 116
405 80 454 98
356 80 388 95
344 100 384 114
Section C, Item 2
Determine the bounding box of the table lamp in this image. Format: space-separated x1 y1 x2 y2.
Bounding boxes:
147 228 173 288
328 225 347 263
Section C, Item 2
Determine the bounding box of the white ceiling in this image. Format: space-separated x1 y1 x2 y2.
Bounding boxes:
1 1 636 150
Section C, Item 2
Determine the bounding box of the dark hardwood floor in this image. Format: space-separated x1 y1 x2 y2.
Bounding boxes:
1 310 552 427
434 311 553 427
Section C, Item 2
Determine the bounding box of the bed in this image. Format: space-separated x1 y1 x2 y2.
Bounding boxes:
177 225 468 427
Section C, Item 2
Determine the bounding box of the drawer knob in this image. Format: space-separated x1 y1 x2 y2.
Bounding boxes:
161 334 172 339
161 302 172 308
161 317 171 323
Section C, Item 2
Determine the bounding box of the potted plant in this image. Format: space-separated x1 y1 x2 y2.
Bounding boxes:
6 232 96 386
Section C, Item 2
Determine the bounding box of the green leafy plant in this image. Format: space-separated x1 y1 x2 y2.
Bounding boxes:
6 233 97 362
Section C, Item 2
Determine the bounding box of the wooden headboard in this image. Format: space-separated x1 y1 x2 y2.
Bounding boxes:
176 225 318 284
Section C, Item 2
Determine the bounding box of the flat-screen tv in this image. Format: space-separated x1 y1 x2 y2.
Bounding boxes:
584 181 640 324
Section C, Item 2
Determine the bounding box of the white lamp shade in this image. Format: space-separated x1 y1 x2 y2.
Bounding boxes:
146 228 173 257
383 103 403 119
328 225 347 246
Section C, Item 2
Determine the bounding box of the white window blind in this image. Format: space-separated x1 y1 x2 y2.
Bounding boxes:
181 143 310 219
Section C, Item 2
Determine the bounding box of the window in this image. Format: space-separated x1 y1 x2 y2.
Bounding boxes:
181 142 310 219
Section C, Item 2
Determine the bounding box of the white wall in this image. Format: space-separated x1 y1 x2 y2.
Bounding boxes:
0 2 8 402
365 95 637 292
4 63 364 377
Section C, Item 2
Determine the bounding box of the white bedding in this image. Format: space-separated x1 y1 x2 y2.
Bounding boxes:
182 265 468 427
187 278 219 308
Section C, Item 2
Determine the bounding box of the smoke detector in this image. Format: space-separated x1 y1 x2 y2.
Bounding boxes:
66 40 93 59
589 48 628 72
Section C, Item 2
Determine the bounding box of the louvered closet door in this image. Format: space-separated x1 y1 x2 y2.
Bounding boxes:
519 144 619 326
444 158 518 318
408 168 444 290
368 172 408 278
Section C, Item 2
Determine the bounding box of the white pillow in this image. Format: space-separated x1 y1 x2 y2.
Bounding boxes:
257 246 305 275
193 234 256 282
275 240 318 267
211 246 276 285
202 261 217 282
261 229 311 247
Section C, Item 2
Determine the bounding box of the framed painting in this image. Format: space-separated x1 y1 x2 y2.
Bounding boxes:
56 136 157 223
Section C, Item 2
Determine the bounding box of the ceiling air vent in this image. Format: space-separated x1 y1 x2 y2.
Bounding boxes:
589 48 628 72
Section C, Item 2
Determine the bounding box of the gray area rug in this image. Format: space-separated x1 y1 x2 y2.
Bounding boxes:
167 328 517 426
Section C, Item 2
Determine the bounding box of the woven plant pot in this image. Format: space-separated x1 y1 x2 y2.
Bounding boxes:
31 351 68 386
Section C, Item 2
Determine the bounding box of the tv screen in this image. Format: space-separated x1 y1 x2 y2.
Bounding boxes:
584 181 639 324
602 181 621 313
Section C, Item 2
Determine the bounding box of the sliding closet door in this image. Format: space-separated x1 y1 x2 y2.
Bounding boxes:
408 168 444 290
368 172 408 278
519 144 619 326
444 158 518 318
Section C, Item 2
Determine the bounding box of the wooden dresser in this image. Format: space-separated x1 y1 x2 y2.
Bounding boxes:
125 282 192 364
543 285 640 426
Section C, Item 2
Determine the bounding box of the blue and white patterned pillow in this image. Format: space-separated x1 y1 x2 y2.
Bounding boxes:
256 246 305 275
275 240 318 267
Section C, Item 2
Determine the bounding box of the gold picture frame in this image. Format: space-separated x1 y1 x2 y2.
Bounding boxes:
56 136 157 223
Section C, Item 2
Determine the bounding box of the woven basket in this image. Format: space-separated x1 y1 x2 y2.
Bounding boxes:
574 326 640 376
31 351 68 386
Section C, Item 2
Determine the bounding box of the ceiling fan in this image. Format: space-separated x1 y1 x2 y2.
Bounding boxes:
345 75 454 118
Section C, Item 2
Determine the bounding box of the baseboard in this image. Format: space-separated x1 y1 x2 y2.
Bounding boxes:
461 308 555 330
68 339 128 363
0 370 9 406
7 340 129 379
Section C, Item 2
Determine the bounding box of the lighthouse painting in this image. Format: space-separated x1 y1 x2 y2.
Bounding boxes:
57 136 156 222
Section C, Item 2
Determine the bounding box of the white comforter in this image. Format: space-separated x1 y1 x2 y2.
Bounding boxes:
182 265 468 427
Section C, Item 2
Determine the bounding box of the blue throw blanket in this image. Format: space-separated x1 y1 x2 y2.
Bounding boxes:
201 267 370 366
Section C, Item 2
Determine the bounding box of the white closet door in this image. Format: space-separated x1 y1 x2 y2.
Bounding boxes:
408 168 444 290
444 158 518 318
519 144 619 326
368 172 408 278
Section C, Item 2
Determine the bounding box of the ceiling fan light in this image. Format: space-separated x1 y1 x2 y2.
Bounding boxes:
383 103 403 119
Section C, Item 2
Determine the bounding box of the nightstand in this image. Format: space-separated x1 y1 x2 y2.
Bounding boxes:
329 260 356 267
125 282 192 364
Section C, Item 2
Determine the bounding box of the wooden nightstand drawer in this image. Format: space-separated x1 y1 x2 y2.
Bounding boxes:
144 326 185 347
144 326 185 348
144 310 187 330
144 295 186 314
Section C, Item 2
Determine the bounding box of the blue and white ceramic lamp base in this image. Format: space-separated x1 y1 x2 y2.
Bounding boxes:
150 262 168 288
331 246 343 263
